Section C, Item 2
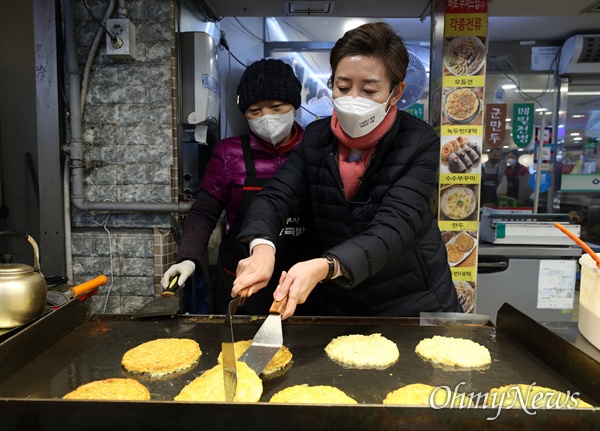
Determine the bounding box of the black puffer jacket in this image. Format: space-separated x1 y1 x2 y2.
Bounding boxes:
238 111 460 316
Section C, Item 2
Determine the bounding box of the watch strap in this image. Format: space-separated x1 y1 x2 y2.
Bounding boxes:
320 253 335 283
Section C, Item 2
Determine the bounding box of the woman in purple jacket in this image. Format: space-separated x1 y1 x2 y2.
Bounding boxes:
161 59 318 315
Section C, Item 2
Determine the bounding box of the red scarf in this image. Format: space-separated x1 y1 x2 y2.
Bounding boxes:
331 108 397 200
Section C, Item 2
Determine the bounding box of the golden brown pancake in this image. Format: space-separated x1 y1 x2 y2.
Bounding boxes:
486 384 593 408
415 335 491 368
122 338 201 377
217 339 292 377
270 385 357 404
63 378 150 400
383 383 471 407
174 362 262 402
325 333 399 369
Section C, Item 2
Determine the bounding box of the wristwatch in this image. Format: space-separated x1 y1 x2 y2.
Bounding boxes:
320 253 335 283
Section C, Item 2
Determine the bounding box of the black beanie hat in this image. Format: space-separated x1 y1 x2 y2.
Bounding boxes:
237 59 302 113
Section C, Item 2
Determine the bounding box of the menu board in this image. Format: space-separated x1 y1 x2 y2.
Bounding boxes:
432 0 488 314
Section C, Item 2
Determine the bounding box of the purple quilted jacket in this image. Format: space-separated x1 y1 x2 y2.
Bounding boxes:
177 123 304 264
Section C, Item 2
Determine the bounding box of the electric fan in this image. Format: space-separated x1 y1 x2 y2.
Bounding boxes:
397 51 427 110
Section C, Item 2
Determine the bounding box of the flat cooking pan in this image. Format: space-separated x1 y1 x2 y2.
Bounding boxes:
0 300 597 431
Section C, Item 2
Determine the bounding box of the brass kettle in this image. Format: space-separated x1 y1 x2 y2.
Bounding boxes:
0 231 47 328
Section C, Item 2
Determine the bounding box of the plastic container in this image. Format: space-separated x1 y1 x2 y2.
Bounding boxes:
578 253 600 350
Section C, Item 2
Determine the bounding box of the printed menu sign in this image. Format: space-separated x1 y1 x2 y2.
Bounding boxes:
433 0 488 314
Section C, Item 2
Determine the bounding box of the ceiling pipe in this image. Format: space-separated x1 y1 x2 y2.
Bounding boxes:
63 0 191 214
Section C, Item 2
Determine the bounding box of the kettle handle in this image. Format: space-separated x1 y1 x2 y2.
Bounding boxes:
0 231 41 273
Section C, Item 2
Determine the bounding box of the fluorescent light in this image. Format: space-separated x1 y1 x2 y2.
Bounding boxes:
572 114 585 118
502 84 517 89
506 118 512 122
535 108 547 112
573 137 583 141
502 145 510 148
570 132 580 136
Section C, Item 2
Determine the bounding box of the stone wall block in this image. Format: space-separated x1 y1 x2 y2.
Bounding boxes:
116 104 171 126
147 81 171 104
136 21 171 42
119 64 170 85
116 184 172 201
119 164 171 184
117 124 171 146
143 42 171 62
91 84 147 105
89 65 122 84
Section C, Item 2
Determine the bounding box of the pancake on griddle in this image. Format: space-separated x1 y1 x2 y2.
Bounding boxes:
383 383 471 407
63 378 150 401
415 335 491 368
217 339 292 378
486 384 593 408
122 338 201 377
174 362 262 402
325 333 399 369
269 385 357 404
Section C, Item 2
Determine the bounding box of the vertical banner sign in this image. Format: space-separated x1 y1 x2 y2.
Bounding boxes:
513 103 534 148
433 0 488 314
484 103 506 148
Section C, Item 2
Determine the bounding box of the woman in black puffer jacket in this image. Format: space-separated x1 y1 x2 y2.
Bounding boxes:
233 22 461 318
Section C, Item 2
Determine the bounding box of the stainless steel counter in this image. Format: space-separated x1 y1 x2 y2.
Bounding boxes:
479 243 583 258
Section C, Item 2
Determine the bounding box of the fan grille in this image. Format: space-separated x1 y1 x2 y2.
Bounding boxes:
397 52 427 110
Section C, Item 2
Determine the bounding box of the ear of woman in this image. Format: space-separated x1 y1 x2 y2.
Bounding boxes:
389 83 406 108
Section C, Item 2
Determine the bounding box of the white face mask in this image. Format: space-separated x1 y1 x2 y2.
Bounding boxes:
333 90 395 138
248 110 295 146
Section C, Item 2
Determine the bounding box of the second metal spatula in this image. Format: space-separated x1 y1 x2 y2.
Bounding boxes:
239 295 288 376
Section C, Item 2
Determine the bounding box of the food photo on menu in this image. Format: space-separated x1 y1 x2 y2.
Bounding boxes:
439 184 479 222
440 135 482 174
442 230 478 268
442 86 483 125
443 36 487 77
453 280 476 313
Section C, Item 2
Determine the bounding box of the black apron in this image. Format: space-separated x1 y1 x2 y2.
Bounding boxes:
480 163 499 205
213 136 320 315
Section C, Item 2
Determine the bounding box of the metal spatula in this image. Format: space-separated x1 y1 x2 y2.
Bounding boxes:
222 289 248 402
239 295 288 375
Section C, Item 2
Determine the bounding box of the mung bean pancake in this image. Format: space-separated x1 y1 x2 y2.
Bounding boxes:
63 378 150 401
122 338 201 377
415 335 491 368
217 339 292 378
325 333 399 369
383 383 471 407
174 362 262 402
270 385 357 404
486 384 593 408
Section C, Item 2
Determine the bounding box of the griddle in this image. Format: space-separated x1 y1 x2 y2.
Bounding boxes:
0 299 598 431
